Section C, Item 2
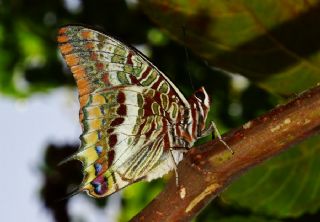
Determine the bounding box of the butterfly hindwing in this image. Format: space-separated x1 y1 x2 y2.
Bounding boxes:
73 86 184 197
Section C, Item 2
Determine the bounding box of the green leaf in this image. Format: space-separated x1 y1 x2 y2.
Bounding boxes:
215 216 282 222
139 0 320 96
222 135 320 218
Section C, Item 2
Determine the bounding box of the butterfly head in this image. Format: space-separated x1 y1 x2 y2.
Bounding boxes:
190 87 211 134
193 87 210 108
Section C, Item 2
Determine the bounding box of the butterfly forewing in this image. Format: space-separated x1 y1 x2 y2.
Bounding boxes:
58 25 209 197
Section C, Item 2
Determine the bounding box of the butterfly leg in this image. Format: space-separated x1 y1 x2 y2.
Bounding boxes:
169 148 179 186
201 121 234 154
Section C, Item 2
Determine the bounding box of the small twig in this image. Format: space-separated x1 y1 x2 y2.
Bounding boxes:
130 84 320 222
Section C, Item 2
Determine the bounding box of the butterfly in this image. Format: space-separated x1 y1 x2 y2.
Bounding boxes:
58 25 224 198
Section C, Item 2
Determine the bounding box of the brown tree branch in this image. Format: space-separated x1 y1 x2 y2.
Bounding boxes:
130 84 320 222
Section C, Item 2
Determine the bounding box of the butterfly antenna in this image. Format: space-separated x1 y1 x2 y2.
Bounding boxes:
182 25 195 92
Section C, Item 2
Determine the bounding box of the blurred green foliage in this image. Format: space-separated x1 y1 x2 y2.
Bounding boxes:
1 0 319 221
140 0 320 96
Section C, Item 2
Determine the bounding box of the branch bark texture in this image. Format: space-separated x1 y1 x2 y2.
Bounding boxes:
130 84 320 222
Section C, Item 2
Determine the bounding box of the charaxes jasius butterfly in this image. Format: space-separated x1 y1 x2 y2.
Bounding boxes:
58 25 230 198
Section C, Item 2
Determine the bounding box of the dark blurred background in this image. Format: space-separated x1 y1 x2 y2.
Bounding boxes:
1 0 319 222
